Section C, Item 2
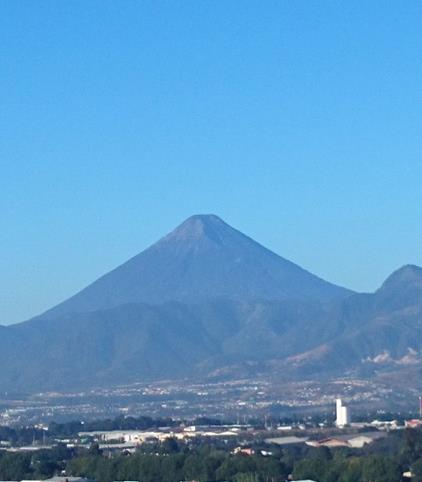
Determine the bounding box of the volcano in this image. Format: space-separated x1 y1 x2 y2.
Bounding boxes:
41 214 351 320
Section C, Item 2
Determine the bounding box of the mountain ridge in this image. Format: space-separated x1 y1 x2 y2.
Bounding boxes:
1 215 420 394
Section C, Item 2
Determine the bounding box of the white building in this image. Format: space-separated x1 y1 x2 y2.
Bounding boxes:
335 398 350 427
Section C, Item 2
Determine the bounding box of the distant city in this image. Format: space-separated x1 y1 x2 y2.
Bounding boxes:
0 374 420 427
0 394 421 482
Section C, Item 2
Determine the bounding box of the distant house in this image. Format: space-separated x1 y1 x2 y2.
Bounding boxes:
405 419 422 429
260 450 273 456
232 446 255 456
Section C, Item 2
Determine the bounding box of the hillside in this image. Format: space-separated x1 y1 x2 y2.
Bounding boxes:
1 216 421 392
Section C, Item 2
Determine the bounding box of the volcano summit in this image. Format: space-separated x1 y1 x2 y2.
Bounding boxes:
41 214 351 320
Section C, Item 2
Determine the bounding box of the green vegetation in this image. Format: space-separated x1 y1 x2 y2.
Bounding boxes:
0 425 46 446
68 444 288 482
61 429 422 482
292 452 401 482
1 426 422 481
0 444 74 480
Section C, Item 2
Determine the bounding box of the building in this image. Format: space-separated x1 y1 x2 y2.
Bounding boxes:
264 436 309 446
292 480 318 482
335 399 350 427
306 438 349 448
370 419 399 430
306 431 386 449
232 447 255 456
405 419 422 429
347 435 378 448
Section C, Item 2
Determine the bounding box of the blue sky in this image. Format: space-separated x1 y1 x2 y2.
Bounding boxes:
2 1 422 324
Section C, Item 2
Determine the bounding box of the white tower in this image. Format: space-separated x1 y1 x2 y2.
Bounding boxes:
335 398 350 427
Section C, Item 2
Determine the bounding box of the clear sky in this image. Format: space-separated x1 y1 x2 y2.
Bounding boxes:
2 1 422 324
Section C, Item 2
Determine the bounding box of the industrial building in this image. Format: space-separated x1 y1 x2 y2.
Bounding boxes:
335 398 350 427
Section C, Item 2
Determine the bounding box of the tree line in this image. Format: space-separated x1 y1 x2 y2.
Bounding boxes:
1 425 422 481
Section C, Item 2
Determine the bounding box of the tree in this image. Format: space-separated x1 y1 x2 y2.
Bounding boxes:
361 455 401 482
294 457 328 481
0 452 33 481
412 458 422 482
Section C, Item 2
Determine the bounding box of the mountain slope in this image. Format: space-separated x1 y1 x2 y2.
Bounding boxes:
1 263 422 391
40 214 352 319
0 298 337 391
286 265 422 373
4 216 422 394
